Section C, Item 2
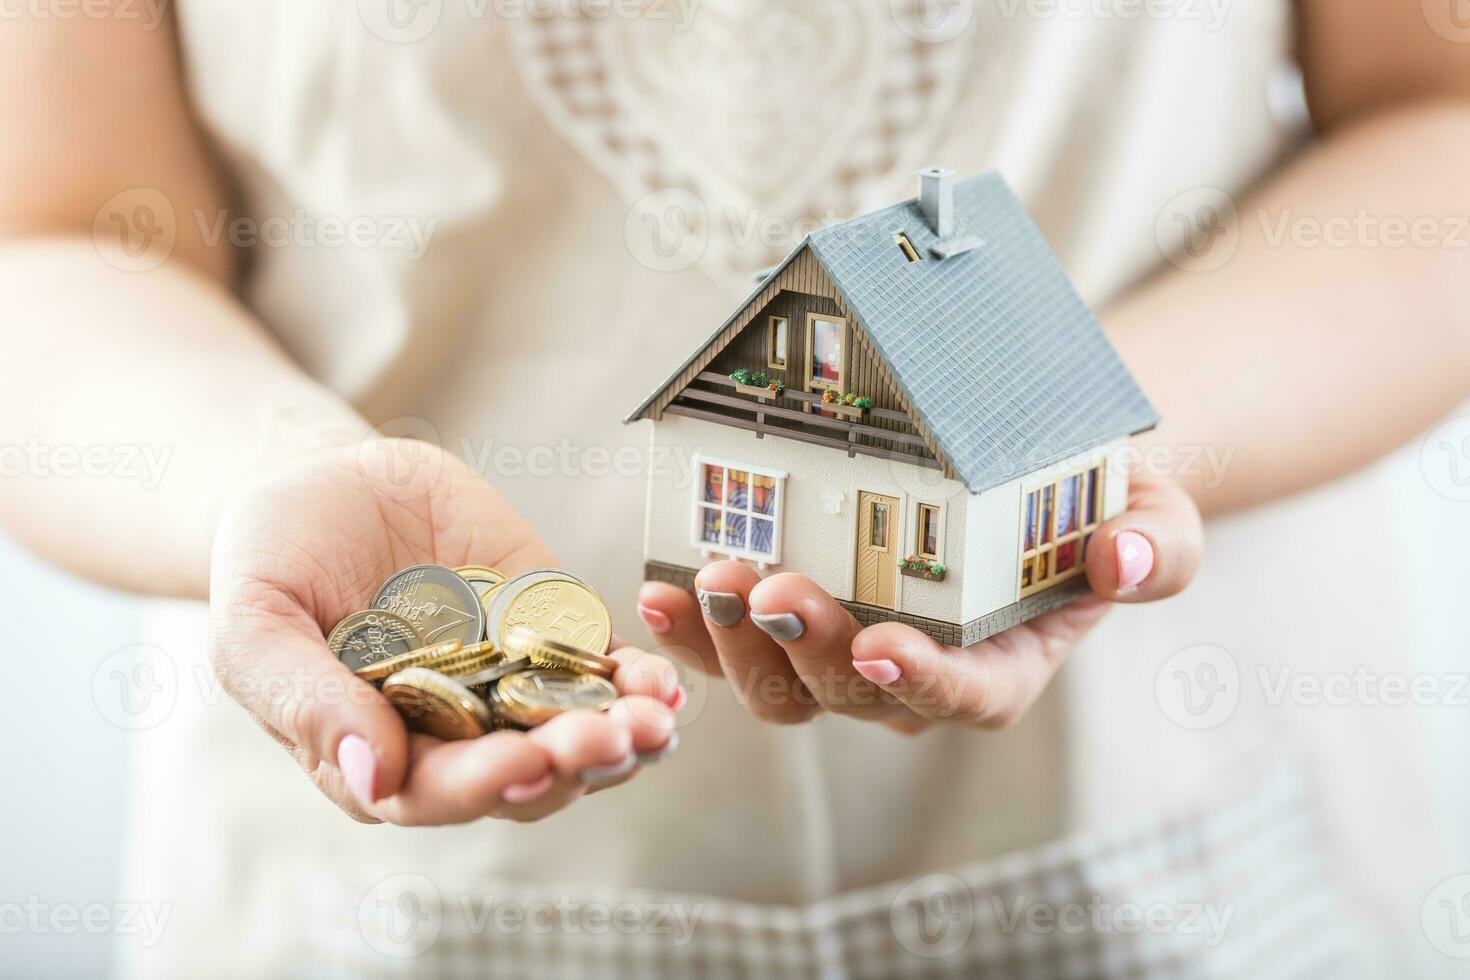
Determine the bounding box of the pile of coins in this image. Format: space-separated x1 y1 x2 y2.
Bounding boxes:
326 565 622 740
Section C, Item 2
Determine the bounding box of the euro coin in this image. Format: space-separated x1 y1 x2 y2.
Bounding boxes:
326 610 425 671
482 569 603 653
456 648 532 689
454 565 507 600
491 574 612 655
495 669 618 727
352 639 463 684
373 563 485 648
382 667 491 741
504 626 618 679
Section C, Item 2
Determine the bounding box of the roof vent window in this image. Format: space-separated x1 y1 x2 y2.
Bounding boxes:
893 232 921 263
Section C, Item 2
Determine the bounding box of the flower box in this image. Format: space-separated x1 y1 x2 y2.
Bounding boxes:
828 402 869 420
900 563 946 582
734 382 780 399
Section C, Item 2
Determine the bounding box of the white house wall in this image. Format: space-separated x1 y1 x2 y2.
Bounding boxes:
961 437 1132 622
644 415 970 623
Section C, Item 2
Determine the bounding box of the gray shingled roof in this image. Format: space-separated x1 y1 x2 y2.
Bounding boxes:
627 171 1157 493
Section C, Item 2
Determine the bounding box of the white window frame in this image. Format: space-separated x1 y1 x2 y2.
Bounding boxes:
690 454 788 567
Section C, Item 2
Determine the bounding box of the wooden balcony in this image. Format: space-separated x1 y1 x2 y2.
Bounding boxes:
663 372 941 469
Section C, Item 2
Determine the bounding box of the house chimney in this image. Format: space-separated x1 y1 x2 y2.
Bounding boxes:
916 166 954 238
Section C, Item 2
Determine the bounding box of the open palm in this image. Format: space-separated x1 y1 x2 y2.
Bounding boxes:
209 438 680 824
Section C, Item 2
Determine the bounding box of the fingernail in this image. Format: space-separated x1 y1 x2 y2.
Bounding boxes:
695 588 744 628
853 659 902 685
1115 530 1155 593
337 734 378 805
579 750 638 786
501 773 555 805
637 603 672 635
750 611 805 641
666 686 687 712
636 730 680 766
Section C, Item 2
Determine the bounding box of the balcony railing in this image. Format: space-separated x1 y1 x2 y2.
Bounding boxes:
662 372 941 469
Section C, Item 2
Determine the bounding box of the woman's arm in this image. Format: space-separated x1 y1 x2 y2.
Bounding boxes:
1112 0 1470 515
0 9 368 598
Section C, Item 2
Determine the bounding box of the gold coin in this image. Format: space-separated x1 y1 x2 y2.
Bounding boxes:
495 669 618 727
353 640 463 684
455 565 508 601
504 626 619 680
499 579 612 655
382 667 491 741
432 641 509 680
326 610 426 672
456 647 531 689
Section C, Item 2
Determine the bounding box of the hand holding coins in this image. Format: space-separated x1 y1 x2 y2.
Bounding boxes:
329 565 622 739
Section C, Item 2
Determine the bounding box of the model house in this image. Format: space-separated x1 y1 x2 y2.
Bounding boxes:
625 169 1157 646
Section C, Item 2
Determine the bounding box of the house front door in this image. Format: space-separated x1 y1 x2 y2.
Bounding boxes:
854 491 899 608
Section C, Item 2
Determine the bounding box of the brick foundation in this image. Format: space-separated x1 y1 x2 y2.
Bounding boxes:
642 561 1092 647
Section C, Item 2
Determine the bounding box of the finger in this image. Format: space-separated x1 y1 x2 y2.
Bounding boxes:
695 562 820 724
747 573 903 722
636 581 721 675
608 644 686 712
208 580 411 805
1085 474 1203 602
850 596 1111 727
370 731 557 826
589 698 680 793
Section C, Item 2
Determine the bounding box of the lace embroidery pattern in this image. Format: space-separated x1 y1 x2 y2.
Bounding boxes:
507 0 984 281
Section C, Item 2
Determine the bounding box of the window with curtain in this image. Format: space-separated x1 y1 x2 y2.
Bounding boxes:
693 458 785 564
1020 463 1104 596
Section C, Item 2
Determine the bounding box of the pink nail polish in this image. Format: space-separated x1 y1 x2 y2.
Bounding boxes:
501 773 556 805
853 659 902 685
637 603 672 635
1115 530 1155 592
337 734 378 805
668 686 687 712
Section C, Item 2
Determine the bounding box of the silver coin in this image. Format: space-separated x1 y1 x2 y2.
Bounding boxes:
372 563 485 649
481 568 586 650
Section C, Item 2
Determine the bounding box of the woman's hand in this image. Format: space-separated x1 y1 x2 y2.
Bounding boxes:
209 439 682 824
636 472 1201 733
